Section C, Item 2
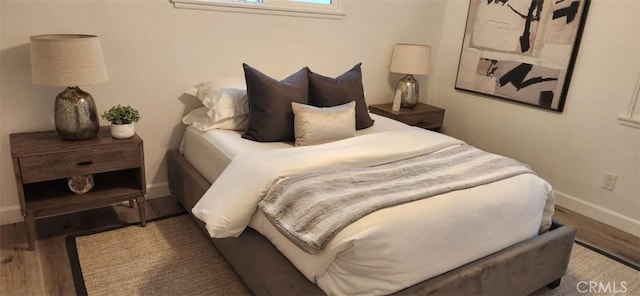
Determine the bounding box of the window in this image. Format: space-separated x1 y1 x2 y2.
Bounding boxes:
618 72 640 129
171 0 344 19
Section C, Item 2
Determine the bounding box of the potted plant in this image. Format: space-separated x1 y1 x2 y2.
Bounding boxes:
101 105 140 139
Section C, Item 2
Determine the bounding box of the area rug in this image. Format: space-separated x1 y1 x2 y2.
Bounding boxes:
532 242 639 296
68 215 638 296
66 214 249 296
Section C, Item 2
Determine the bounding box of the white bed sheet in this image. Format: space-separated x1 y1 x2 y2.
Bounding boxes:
180 113 412 183
180 114 553 296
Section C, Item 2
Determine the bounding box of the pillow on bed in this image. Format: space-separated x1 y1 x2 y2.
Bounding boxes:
182 106 249 131
308 63 374 130
184 78 248 120
183 78 249 130
242 63 309 142
292 101 356 146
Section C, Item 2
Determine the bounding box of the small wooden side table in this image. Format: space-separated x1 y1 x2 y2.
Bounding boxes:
10 127 147 250
369 102 445 132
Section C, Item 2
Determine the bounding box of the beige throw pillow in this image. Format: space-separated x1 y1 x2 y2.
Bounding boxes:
292 101 356 146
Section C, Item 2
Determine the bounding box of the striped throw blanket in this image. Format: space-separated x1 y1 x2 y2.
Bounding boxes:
258 145 535 254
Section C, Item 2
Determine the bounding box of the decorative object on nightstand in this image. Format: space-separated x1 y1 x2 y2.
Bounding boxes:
67 174 95 194
389 44 431 110
369 102 444 132
101 105 141 139
30 34 109 140
10 127 147 250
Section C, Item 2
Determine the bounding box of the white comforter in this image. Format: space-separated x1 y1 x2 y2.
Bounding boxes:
192 127 555 295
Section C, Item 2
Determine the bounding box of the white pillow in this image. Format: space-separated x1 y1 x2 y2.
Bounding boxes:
292 101 356 146
182 106 248 131
183 78 249 130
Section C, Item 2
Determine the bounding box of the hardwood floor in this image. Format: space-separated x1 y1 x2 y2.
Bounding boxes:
0 199 638 295
553 205 639 267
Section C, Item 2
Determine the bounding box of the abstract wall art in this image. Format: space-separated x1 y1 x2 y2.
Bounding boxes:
455 0 590 112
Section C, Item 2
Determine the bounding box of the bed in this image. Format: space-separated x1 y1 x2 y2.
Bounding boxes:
167 112 576 295
168 66 576 295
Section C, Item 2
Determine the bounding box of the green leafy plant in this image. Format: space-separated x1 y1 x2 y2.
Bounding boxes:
101 105 141 125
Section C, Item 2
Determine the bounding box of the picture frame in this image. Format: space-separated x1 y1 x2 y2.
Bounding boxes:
454 0 590 112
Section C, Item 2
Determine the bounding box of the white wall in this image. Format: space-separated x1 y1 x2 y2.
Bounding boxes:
0 0 444 224
431 0 640 236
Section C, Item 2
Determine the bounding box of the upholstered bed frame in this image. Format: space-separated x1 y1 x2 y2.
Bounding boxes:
167 149 576 295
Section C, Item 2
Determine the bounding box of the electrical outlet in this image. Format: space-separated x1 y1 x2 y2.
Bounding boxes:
601 173 618 191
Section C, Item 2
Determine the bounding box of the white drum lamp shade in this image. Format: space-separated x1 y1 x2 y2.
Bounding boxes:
31 34 108 86
30 34 108 140
390 44 431 75
389 44 431 109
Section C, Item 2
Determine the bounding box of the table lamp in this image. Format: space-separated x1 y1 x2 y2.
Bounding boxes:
30 34 108 140
389 44 430 109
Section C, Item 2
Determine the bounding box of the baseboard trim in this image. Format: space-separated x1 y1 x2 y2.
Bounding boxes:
146 182 170 199
0 182 172 226
0 205 23 226
555 190 640 237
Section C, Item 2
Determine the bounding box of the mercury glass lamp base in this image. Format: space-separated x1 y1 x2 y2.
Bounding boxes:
395 74 419 109
54 86 100 140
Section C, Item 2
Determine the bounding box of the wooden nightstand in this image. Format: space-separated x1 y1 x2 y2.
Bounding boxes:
369 102 445 132
10 127 147 250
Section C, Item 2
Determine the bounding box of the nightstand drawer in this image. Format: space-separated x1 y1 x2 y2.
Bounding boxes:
402 113 445 130
19 146 141 184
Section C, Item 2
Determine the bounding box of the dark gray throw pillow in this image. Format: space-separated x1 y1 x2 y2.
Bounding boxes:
242 63 309 142
308 63 374 130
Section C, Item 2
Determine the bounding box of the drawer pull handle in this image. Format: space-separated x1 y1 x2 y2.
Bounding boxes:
77 161 93 166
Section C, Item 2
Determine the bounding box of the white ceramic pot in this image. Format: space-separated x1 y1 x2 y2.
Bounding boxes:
110 123 135 139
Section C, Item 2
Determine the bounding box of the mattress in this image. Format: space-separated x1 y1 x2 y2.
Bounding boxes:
180 114 554 295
